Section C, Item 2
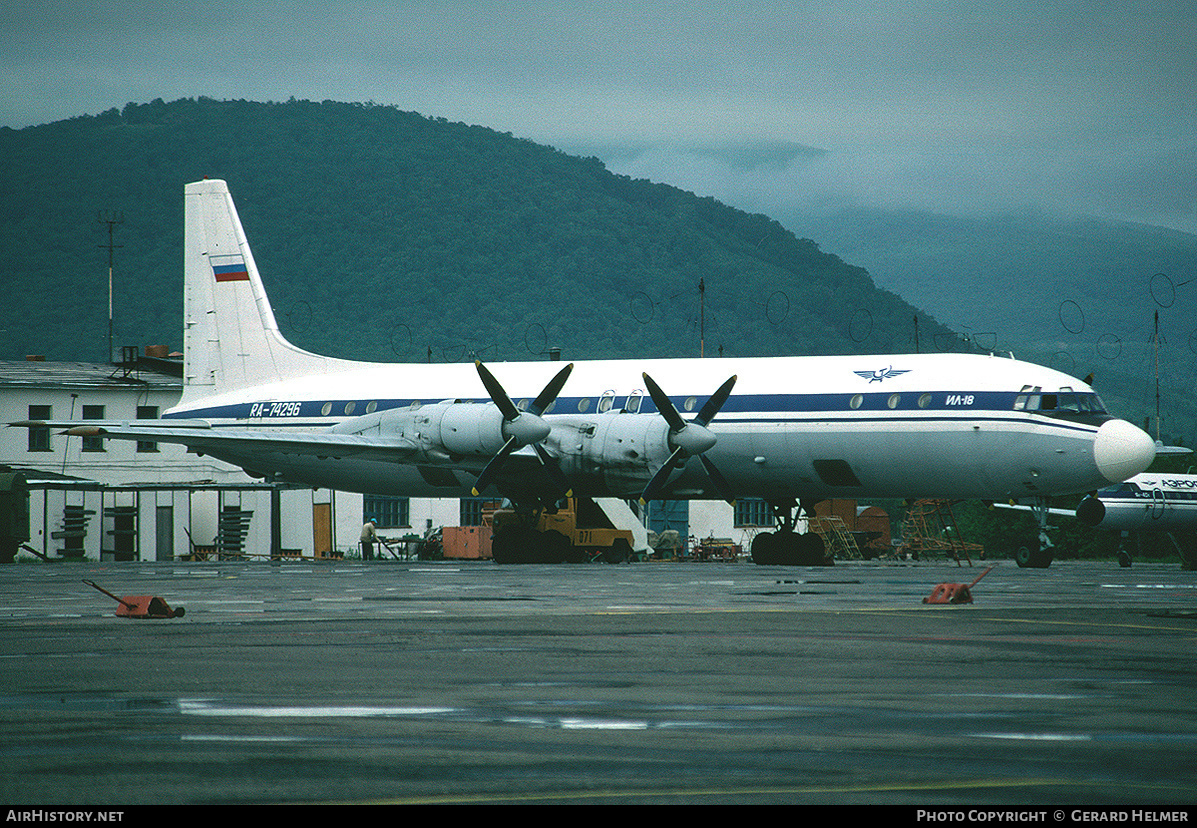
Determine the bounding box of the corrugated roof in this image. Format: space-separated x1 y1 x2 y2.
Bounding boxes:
0 360 182 390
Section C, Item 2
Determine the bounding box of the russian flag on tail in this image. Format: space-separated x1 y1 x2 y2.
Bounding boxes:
211 255 249 282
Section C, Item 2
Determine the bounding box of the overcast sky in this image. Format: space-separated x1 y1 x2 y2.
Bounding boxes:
3 0 1195 233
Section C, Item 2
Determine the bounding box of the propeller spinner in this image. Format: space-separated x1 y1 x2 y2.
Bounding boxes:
639 372 737 505
471 360 574 497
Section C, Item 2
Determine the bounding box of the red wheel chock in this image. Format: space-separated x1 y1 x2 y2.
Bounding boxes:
923 567 993 605
84 580 185 619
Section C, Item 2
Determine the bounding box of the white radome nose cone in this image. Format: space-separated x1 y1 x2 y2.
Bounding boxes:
1093 419 1156 483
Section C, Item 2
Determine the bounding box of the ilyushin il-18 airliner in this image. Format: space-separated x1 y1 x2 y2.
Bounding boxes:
22 179 1157 565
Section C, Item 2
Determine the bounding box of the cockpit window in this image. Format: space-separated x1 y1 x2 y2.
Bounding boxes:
1015 386 1108 420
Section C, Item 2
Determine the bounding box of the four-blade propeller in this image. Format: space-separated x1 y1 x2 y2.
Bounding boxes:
471 361 574 497
471 361 737 506
639 372 737 505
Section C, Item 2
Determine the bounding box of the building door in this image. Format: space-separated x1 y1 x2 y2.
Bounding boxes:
647 500 689 549
313 502 332 558
156 505 173 561
103 502 137 561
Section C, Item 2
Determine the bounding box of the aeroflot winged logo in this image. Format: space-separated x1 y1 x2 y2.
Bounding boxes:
211 254 250 283
853 366 911 383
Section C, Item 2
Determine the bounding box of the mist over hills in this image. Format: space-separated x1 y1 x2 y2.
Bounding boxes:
1 97 1192 443
782 207 1197 443
788 208 1197 355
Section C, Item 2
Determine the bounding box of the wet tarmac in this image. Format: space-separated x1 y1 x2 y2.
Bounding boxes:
1 557 1196 808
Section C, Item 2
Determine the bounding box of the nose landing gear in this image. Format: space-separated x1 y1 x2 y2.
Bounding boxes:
750 499 834 566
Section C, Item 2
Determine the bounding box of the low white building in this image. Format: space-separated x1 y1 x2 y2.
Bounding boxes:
0 353 382 560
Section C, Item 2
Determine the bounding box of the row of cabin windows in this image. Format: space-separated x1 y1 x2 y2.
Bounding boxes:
320 394 655 416
24 404 160 453
320 391 697 418
317 388 1109 420
848 393 934 411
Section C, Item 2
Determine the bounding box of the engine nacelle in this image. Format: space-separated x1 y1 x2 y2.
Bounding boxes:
550 413 675 496
1075 494 1108 527
435 402 508 457
338 401 508 462
1075 487 1190 532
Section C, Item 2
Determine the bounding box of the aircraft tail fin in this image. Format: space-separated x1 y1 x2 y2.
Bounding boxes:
182 179 343 400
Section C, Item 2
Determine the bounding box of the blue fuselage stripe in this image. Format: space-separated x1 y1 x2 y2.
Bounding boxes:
168 390 1104 436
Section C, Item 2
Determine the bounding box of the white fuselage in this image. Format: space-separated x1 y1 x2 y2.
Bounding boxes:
112 178 1157 508
1077 472 1197 531
165 351 1154 503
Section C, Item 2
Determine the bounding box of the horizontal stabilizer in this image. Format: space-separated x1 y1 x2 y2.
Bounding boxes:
1155 441 1193 455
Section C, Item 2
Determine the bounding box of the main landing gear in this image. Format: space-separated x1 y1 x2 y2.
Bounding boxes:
491 522 588 564
750 499 834 566
1116 531 1135 568
1014 497 1055 568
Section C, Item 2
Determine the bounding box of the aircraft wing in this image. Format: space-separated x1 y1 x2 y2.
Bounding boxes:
992 502 1077 519
11 421 419 462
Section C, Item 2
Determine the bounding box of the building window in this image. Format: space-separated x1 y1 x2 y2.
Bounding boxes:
81 405 105 452
27 405 51 452
734 498 773 528
136 405 159 452
364 495 409 529
460 497 489 527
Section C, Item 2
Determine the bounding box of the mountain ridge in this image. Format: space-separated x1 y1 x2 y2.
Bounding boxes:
1 97 1191 443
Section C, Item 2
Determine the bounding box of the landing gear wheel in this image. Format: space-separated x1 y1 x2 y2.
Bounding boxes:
1015 544 1053 568
801 532 831 565
601 538 632 564
493 525 539 564
751 532 779 565
539 529 574 563
751 532 832 566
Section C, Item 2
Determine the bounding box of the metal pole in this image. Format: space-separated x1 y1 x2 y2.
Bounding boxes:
97 211 123 362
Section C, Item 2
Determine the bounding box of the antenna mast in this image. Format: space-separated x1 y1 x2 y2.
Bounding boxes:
97 211 124 362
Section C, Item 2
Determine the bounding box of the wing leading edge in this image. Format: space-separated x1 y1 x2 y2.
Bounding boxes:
14 421 418 464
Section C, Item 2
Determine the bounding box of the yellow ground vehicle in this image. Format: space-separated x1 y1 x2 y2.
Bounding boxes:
490 498 635 564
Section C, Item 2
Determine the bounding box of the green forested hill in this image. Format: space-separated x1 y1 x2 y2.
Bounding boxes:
0 97 946 366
